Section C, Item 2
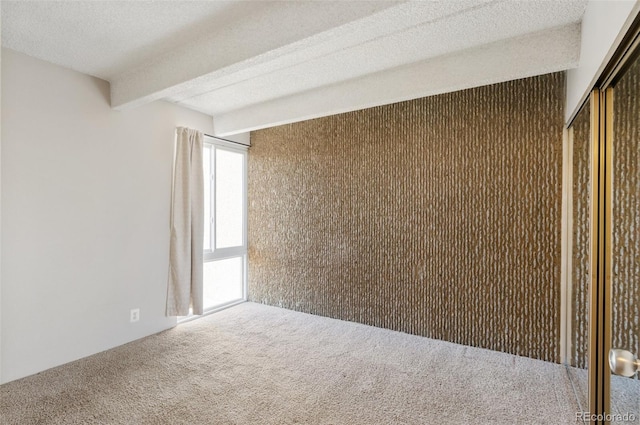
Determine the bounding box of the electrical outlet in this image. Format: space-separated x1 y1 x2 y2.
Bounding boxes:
130 308 140 323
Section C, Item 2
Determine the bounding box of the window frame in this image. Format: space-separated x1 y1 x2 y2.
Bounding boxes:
202 135 248 311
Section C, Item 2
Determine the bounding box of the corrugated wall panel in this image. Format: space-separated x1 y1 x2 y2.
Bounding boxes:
248 73 564 362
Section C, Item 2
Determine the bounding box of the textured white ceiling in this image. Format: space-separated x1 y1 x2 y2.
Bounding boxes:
1 0 588 135
1 1 244 78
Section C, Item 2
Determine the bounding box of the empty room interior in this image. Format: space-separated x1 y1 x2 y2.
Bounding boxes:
1 1 639 424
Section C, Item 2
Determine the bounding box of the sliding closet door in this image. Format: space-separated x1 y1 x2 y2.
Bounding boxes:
565 16 640 423
608 50 640 422
566 100 592 413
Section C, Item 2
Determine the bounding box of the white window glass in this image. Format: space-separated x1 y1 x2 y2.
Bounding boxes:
193 137 247 318
203 146 212 251
215 149 244 248
203 257 244 309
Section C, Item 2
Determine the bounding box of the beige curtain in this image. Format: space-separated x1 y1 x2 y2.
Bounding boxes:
166 127 204 316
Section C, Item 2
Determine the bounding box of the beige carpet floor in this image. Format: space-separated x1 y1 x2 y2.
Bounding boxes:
1 302 583 424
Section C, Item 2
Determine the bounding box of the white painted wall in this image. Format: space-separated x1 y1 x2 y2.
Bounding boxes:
218 131 250 146
0 48 214 383
565 0 640 123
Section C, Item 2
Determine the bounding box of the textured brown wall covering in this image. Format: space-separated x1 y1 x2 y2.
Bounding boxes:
248 73 565 362
612 56 640 362
571 103 591 369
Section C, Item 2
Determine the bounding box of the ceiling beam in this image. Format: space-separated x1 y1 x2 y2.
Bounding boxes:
211 24 580 136
110 1 405 110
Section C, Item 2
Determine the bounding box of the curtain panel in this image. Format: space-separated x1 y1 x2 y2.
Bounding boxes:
166 127 204 316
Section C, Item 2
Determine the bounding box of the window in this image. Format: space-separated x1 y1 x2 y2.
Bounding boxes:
202 137 247 311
